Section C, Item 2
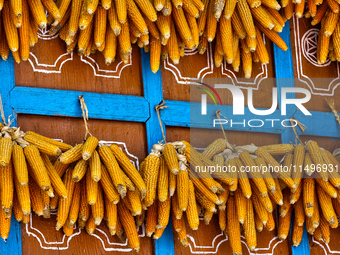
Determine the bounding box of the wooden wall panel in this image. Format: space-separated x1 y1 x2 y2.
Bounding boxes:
290 17 340 112
14 36 143 96
17 114 150 254
161 40 275 106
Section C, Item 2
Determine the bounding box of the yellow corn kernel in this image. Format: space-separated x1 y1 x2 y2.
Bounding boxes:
163 143 180 174
303 178 315 218
100 165 120 204
177 163 189 211
118 202 140 251
0 202 11 240
56 167 76 230
0 136 13 167
40 154 67 199
227 196 242 255
104 193 117 235
182 0 199 18
85 214 96 234
85 165 98 205
108 3 121 35
157 157 169 202
26 131 72 151
72 159 89 182
317 18 330 65
110 144 146 198
67 182 81 226
19 0 29 61
13 173 30 215
206 0 217 42
28 176 44 216
244 198 256 251
59 144 83 164
143 150 161 207
0 162 13 214
115 0 127 23
82 136 99 161
12 144 28 185
292 218 304 247
278 206 292 240
91 184 104 225
320 214 330 243
79 178 91 221
295 195 305 227
317 183 337 226
24 145 51 191
234 187 247 224
186 179 199 230
26 0 47 28
98 145 126 198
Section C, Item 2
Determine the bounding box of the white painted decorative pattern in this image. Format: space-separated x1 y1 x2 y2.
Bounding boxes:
28 28 132 77
292 15 340 96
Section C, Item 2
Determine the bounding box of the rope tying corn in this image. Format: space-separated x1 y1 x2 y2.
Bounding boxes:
155 100 167 143
79 95 93 140
325 98 340 125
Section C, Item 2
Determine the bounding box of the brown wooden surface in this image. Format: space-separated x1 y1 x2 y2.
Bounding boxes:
15 30 143 96
290 16 340 112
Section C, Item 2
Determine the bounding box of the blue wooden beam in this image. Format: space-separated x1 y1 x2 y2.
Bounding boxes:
141 50 175 255
274 21 311 255
0 54 22 255
10 86 149 122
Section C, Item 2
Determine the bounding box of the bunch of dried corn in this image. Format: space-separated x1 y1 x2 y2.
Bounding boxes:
1 0 288 76
0 0 50 63
293 0 340 64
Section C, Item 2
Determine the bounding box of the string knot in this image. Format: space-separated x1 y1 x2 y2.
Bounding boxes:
155 100 167 143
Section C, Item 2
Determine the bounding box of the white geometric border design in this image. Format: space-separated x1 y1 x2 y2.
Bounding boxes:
311 236 340 254
293 15 340 96
163 45 214 85
27 28 132 78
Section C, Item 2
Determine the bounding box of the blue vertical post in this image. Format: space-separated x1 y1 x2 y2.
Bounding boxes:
141 50 175 255
274 22 310 255
0 55 22 255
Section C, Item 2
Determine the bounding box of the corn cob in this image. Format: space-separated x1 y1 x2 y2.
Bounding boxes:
317 18 331 65
278 206 292 240
203 209 214 225
85 214 96 234
26 0 47 28
59 144 83 164
321 149 340 187
190 174 221 205
24 145 51 191
0 162 13 214
232 157 252 198
26 131 72 151
98 145 126 198
91 184 104 225
104 193 117 235
244 198 256 251
0 201 11 241
56 167 75 230
19 0 29 60
254 157 276 193
186 179 199 230
303 178 315 218
320 213 330 243
195 190 217 213
162 0 172 15
255 147 295 188
72 159 89 182
117 202 140 251
157 157 169 202
237 0 256 39
13 190 23 222
163 143 180 174
292 218 304 247
315 176 337 198
12 144 28 185
295 195 305 226
14 173 30 215
268 178 283 205
240 151 268 196
51 193 60 209
156 197 171 229
317 183 337 226
227 196 242 255
79 178 91 221
167 20 180 64
143 149 161 207
67 182 81 226
234 187 246 224
28 175 44 216
0 136 13 167
172 191 183 219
